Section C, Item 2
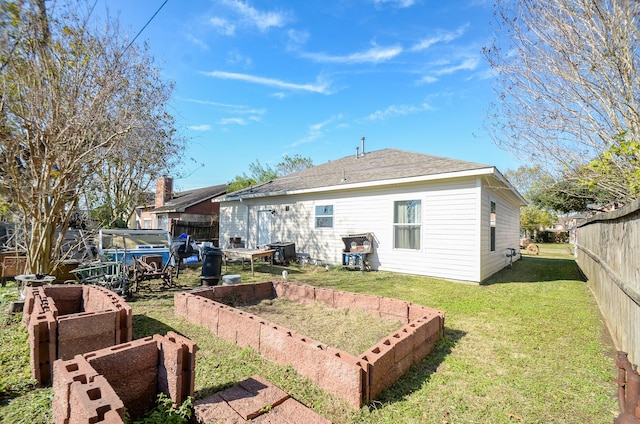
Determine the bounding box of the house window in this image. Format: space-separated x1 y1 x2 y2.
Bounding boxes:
315 205 334 228
490 201 496 252
394 200 421 249
143 218 152 229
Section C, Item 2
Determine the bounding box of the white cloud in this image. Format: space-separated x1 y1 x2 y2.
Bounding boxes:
186 34 209 50
286 29 310 50
181 98 266 115
410 24 470 52
210 16 236 35
419 76 438 84
218 117 247 125
187 124 211 131
221 0 291 32
417 56 481 83
433 57 479 75
364 102 433 121
371 0 416 8
201 71 332 94
290 114 344 147
301 45 403 64
226 49 253 68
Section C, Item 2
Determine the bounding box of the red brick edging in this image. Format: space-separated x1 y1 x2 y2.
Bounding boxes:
175 281 445 408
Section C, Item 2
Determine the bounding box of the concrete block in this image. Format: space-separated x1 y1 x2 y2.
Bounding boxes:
238 375 289 408
42 285 83 315
234 312 263 350
58 333 118 362
389 327 416 364
210 285 240 303
333 290 358 311
111 363 158 419
217 305 239 343
83 338 158 383
280 282 315 305
351 293 381 318
281 336 325 383
28 311 57 384
253 281 276 302
259 325 294 366
194 393 244 423
114 304 133 343
190 286 215 300
164 331 197 404
44 296 60 319
272 280 285 297
68 376 124 424
155 335 184 403
186 294 206 327
53 355 100 424
313 287 334 308
408 303 440 322
379 297 409 323
201 300 222 335
316 348 365 409
360 338 397 400
173 292 189 318
258 397 331 424
57 310 116 341
218 384 268 420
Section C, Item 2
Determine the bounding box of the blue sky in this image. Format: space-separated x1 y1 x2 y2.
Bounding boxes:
98 0 523 191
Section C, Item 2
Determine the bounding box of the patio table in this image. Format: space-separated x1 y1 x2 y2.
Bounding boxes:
222 248 275 276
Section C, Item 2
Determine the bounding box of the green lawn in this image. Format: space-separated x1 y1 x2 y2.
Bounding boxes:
0 244 618 423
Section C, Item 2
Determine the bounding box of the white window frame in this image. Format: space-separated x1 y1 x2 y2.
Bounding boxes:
314 204 334 229
393 199 422 250
490 200 496 252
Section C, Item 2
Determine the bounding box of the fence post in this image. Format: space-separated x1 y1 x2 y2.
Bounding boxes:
615 351 640 423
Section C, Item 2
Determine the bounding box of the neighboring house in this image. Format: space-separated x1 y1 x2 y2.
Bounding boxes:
214 148 527 283
134 177 226 243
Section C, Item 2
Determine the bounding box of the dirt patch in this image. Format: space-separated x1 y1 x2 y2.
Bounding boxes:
237 298 403 356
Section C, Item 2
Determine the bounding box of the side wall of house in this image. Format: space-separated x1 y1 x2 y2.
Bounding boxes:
479 184 522 281
219 202 250 247
220 177 493 282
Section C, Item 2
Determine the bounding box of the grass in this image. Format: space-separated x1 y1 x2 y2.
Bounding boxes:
237 298 404 356
0 244 618 423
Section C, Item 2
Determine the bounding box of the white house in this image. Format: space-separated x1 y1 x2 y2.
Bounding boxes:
215 148 526 283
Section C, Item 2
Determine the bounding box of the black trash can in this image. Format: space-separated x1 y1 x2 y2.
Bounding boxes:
200 246 223 286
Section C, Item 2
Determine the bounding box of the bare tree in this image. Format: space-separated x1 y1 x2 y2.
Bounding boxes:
484 0 640 204
0 1 180 273
85 42 185 229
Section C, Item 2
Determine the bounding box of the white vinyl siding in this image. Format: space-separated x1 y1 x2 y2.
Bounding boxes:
479 187 522 281
218 174 522 283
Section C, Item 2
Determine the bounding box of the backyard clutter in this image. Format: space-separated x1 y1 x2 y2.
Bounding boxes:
0 245 621 423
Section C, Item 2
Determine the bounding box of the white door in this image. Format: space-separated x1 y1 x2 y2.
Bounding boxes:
257 210 272 247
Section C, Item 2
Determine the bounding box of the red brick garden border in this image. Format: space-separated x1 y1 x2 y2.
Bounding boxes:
52 331 196 422
22 284 133 384
175 281 445 408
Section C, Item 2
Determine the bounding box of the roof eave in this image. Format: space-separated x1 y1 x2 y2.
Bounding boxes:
216 167 501 202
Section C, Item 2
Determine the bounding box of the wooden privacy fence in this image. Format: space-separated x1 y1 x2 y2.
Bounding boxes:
575 199 640 366
171 219 219 245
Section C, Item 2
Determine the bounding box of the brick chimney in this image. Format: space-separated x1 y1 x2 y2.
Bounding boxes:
155 176 173 208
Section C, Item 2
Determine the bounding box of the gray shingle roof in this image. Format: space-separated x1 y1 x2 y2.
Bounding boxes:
153 183 227 213
225 148 493 199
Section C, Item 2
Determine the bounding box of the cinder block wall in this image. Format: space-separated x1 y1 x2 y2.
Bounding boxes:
22 285 133 384
52 331 197 423
175 281 445 408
